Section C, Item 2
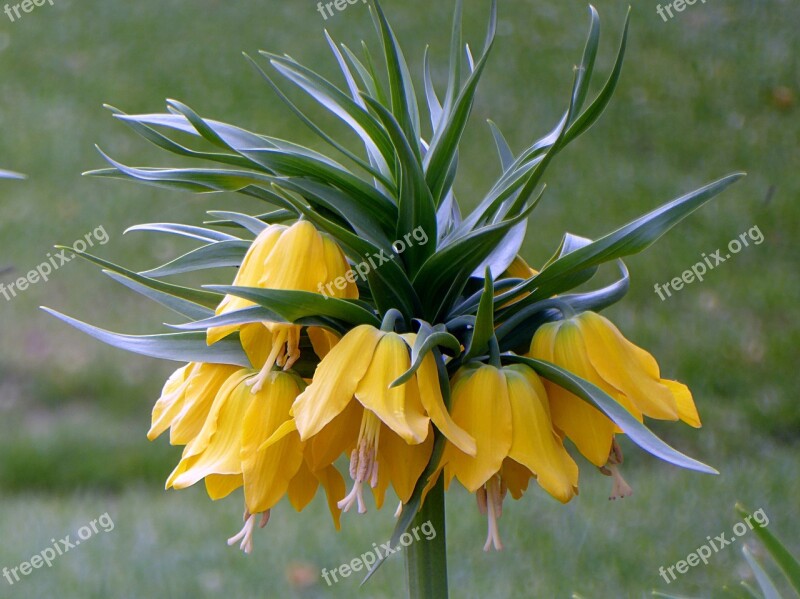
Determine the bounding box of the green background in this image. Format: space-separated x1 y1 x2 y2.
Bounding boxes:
0 0 797 597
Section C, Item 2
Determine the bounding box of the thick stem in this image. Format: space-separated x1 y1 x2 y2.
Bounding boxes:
404 476 449 599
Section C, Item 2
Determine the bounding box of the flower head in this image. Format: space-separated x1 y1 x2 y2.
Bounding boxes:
162 367 344 553
208 220 355 392
442 363 578 550
528 311 700 468
284 324 476 514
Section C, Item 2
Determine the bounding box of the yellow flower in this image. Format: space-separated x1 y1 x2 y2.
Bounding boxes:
164 367 344 553
527 310 701 474
279 324 476 514
442 363 578 551
208 220 356 392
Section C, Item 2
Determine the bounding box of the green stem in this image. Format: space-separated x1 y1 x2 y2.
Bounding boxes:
404 476 449 599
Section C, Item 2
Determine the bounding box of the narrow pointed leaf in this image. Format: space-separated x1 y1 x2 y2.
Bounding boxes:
42 308 250 366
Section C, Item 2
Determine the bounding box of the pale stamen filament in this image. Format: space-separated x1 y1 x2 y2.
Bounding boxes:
227 512 258 554
246 326 288 393
338 411 381 515
483 475 504 552
607 464 633 500
283 325 301 371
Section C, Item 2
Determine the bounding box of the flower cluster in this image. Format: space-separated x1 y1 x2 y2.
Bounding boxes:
47 0 738 566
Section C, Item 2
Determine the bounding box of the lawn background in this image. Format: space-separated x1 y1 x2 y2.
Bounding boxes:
0 0 797 597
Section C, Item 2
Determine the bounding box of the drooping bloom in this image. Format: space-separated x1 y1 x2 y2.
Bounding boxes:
527 310 701 496
207 220 356 392
277 324 476 515
161 367 344 553
442 363 578 551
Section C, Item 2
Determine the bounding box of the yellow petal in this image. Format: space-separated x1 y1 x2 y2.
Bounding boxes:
205 474 243 500
239 323 274 371
529 320 561 362
663 379 702 428
307 400 361 471
242 373 305 514
169 375 253 489
355 334 430 444
546 322 618 467
307 326 340 360
413 348 477 456
148 364 193 441
169 363 241 445
287 458 319 512
207 225 285 344
504 365 578 503
378 424 434 503
501 458 533 500
579 312 678 421
258 220 327 292
292 325 384 439
444 365 512 492
502 255 538 279
313 464 346 530
321 235 358 299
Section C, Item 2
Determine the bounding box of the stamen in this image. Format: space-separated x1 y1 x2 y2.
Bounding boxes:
227 513 258 554
246 327 288 394
476 487 488 516
607 464 633 500
283 326 301 371
483 475 504 552
338 411 381 515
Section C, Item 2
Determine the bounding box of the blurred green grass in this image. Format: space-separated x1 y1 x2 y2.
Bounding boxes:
0 0 798 596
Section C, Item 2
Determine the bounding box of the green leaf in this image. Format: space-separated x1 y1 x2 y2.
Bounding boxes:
205 210 269 235
506 355 718 474
500 173 745 304
244 52 394 189
414 189 542 321
487 120 514 171
107 105 254 169
496 260 629 351
742 545 782 599
42 308 250 367
372 0 421 156
265 53 396 175
125 222 240 243
463 268 496 360
103 271 215 321
267 184 420 318
166 305 345 337
361 95 437 276
424 0 497 204
736 503 800 594
390 323 461 387
206 286 380 328
57 246 223 310
141 240 249 278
